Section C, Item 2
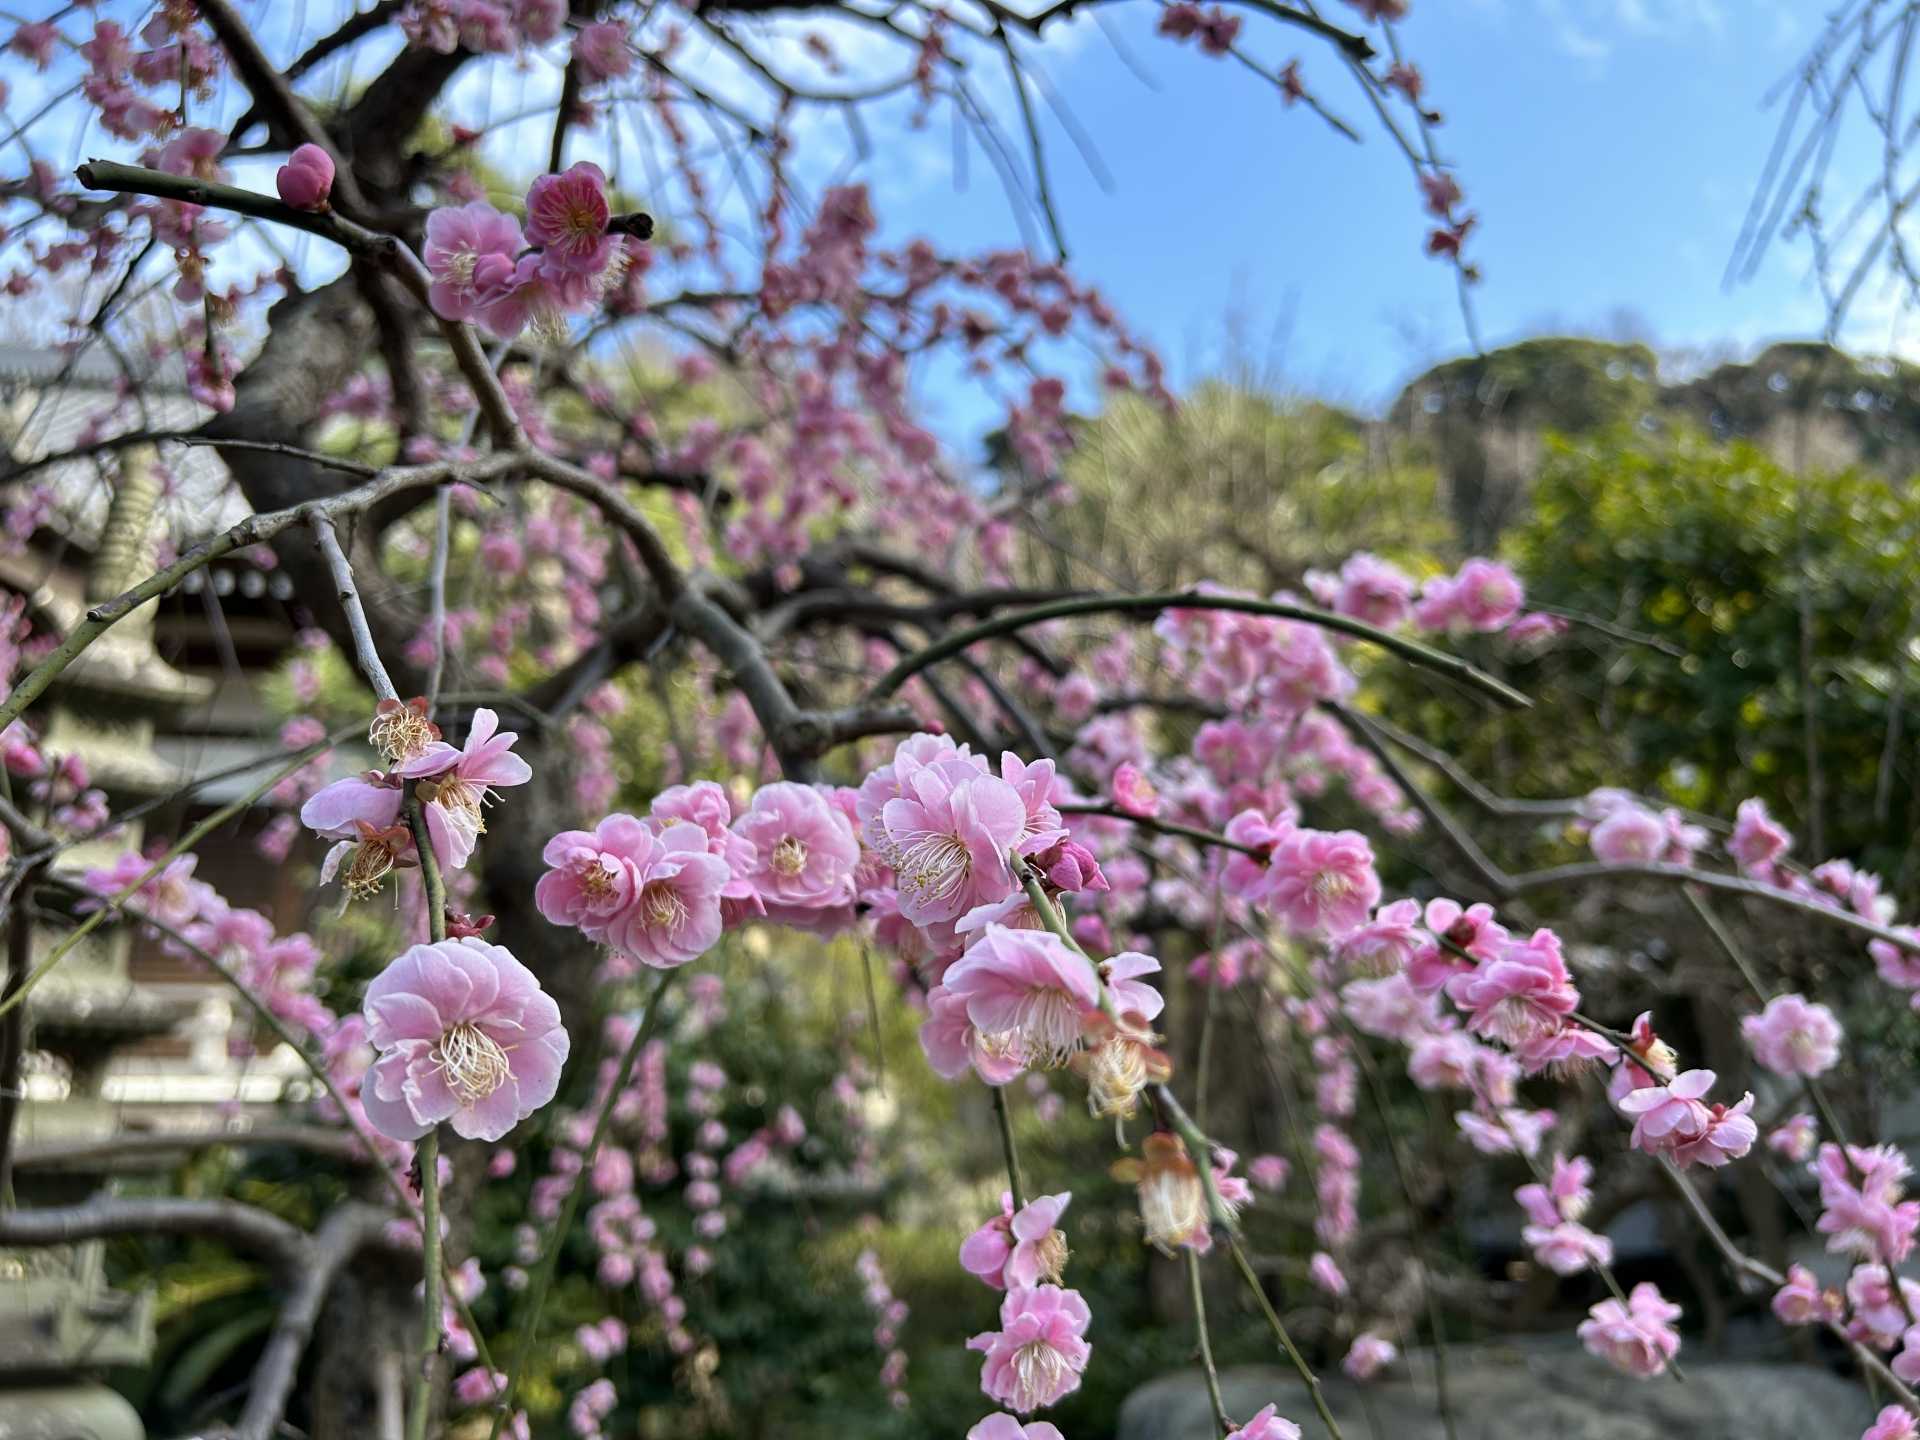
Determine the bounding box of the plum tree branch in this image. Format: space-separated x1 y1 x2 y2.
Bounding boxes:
868 591 1533 709
312 513 400 704
235 1202 411 1440
0 453 522 736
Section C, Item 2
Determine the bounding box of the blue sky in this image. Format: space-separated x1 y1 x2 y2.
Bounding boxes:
842 0 1858 418
3 0 1904 451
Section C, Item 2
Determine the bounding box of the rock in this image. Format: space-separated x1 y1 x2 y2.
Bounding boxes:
1116 1338 1881 1440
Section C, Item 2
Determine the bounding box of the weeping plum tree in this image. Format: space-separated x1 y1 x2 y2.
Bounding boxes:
6 3 1920 1439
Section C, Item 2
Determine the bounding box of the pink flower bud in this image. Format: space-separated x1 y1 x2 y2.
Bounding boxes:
275 143 335 210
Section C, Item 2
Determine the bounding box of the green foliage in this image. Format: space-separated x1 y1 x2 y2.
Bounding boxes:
1044 380 1449 594
1487 428 1920 890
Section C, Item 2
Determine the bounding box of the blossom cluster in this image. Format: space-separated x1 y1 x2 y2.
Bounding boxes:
424 162 633 342
298 702 531 901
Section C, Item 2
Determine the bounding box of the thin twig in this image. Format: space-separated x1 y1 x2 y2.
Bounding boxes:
993 1085 1028 1211
312 513 399 703
1187 1248 1234 1437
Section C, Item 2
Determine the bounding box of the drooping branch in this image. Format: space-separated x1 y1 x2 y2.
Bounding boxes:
13 1124 370 1174
489 970 680 1440
74 161 392 255
868 591 1533 709
1057 800 1264 857
0 1194 303 1259
1334 705 1920 955
0 453 523 735
0 863 40 1201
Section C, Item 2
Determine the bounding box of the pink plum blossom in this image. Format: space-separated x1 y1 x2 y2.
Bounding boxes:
960 1191 1072 1290
359 937 569 1143
1451 557 1524 631
733 782 861 910
572 20 633 82
396 708 532 869
650 782 758 897
1815 1142 1920 1264
1588 802 1665 864
524 162 615 273
1263 826 1380 936
918 984 1026 1087
1101 951 1167 1023
1577 1282 1681 1378
1307 1251 1348 1296
1335 897 1424 977
1248 1154 1290 1192
1865 1407 1920 1440
1455 1106 1555 1158
1522 1217 1613 1275
1331 552 1414 628
942 926 1102 1070
878 765 1028 924
534 814 652 943
968 1416 1066 1440
1227 1406 1302 1440
1771 1264 1841 1326
423 201 525 325
967 1284 1092 1413
1728 797 1792 873
602 823 732 968
1850 1265 1920 1347
1742 992 1843 1078
1342 1331 1397 1380
1617 1069 1715 1156
1445 929 1579 1049
1769 1113 1819 1162
1110 762 1159 817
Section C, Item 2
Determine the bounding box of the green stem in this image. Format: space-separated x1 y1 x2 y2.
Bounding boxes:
1187 1248 1234 1437
1056 801 1264 857
489 970 679 1440
406 795 449 944
405 1129 442 1440
1227 1235 1348 1440
868 590 1532 709
992 1085 1028 1211
402 792 450 1440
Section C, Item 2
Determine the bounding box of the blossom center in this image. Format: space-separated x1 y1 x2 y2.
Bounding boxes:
1010 1339 1067 1409
344 837 400 900
898 832 971 905
1313 869 1355 901
434 1021 512 1105
443 247 479 290
563 202 601 244
1032 1228 1070 1284
370 704 435 764
997 986 1085 1069
1487 994 1551 1046
641 880 688 931
576 857 614 898
771 836 809 877
435 775 486 828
